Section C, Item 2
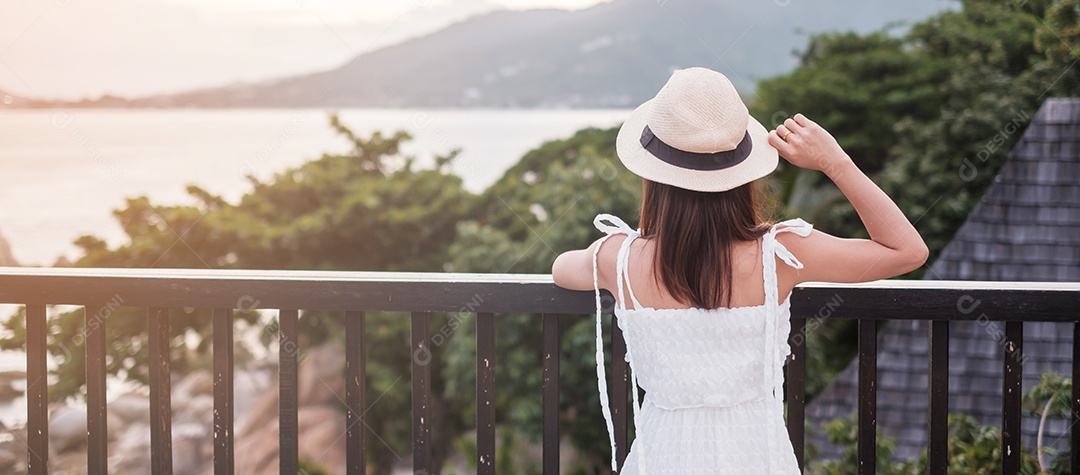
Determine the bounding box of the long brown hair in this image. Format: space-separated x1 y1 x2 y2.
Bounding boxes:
638 179 770 308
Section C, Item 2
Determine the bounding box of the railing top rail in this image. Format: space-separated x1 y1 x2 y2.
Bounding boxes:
0 267 1077 290
0 267 556 283
798 280 1080 291
0 267 1075 319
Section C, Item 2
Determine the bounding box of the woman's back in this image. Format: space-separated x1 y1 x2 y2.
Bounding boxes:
587 213 812 474
594 228 799 311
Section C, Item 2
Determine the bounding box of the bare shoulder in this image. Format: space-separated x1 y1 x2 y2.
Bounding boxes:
592 234 630 289
771 223 821 289
773 224 817 252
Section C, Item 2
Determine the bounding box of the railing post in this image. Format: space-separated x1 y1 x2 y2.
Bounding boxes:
476 312 496 474
278 309 300 475
542 313 561 475
85 305 108 475
25 304 48 475
213 308 234 475
345 311 366 475
412 312 432 472
786 316 806 471
149 307 173 475
1002 321 1023 474
858 319 877 475
1072 321 1080 474
927 319 949 475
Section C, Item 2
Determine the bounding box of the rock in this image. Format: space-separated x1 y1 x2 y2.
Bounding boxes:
174 394 213 426
0 428 24 474
0 382 20 404
106 411 124 441
234 406 346 474
173 369 213 402
233 369 271 421
49 406 87 454
296 406 347 473
109 421 150 473
235 381 278 441
298 342 345 408
102 342 350 474
237 342 344 438
0 370 25 403
0 447 19 474
232 341 349 474
172 422 210 474
50 447 86 474
109 392 149 424
234 416 278 473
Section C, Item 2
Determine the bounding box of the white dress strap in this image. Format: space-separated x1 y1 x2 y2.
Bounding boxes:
615 228 644 311
591 213 646 474
760 218 812 473
614 229 647 474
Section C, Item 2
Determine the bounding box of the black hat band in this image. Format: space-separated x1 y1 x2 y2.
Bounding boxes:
639 125 752 171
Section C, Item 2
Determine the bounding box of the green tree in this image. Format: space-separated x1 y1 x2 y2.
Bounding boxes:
2 115 477 474
810 371 1079 473
1036 0 1080 94
808 411 1045 474
444 127 643 472
806 410 915 475
750 0 1078 407
1023 372 1073 474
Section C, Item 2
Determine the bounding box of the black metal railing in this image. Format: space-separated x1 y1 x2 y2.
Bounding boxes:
0 267 1077 474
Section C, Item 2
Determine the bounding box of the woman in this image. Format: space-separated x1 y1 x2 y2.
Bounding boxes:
551 67 928 473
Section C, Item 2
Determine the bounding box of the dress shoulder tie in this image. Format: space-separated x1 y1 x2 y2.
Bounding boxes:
591 213 646 474
761 218 813 474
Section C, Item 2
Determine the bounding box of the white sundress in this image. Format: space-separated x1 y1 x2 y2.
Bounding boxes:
591 213 811 474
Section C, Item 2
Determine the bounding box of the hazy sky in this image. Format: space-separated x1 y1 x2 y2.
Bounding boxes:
0 0 609 100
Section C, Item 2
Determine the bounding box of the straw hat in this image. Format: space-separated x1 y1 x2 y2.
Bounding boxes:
615 67 778 192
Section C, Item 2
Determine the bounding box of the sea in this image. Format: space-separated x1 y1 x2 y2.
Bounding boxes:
0 107 630 426
0 108 630 266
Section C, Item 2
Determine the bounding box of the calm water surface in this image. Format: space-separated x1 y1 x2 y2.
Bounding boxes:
0 108 629 265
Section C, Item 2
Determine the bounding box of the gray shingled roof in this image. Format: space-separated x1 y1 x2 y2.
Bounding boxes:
805 98 1080 462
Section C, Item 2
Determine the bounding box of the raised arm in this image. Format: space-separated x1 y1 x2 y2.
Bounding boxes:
768 114 929 284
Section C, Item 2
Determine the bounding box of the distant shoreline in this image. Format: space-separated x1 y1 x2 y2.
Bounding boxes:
1 101 638 111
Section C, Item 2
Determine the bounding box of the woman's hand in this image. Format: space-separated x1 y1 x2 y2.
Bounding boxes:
767 113 852 176
762 113 929 286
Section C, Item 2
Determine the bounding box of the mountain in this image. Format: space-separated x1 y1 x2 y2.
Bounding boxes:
0 229 18 267
30 0 951 108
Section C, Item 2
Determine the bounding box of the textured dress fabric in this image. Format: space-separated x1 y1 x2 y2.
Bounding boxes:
590 213 811 474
